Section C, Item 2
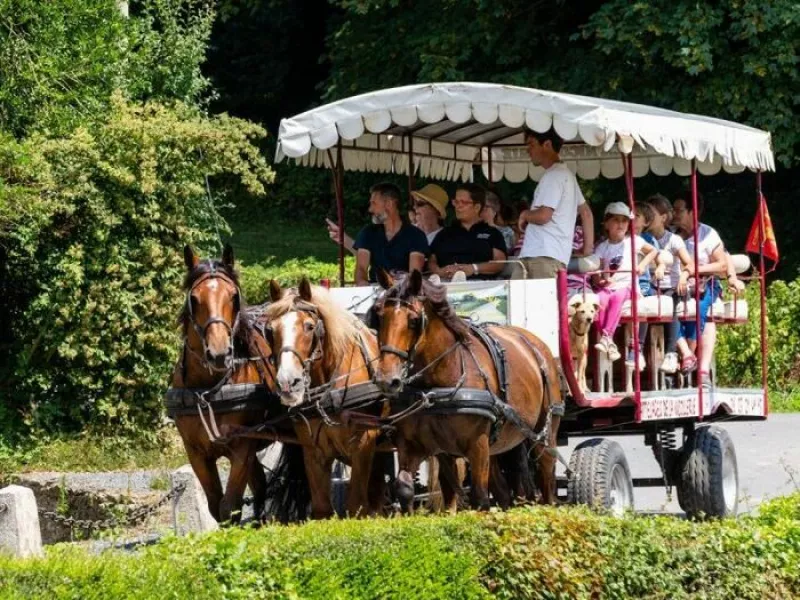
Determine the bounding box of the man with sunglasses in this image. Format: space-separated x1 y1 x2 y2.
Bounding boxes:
428 183 507 280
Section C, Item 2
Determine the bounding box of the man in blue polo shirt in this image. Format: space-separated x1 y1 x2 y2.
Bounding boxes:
429 183 507 280
353 182 429 285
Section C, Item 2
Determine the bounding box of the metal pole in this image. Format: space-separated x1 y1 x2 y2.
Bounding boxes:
622 153 641 419
690 160 703 418
487 145 494 188
335 143 345 287
756 171 769 413
406 134 415 198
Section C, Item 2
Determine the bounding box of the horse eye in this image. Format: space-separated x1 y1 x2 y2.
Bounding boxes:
304 321 315 332
409 317 421 330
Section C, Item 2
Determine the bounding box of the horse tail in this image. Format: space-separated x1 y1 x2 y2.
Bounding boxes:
262 443 310 523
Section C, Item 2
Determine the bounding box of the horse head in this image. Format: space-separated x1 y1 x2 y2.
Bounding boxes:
265 276 327 408
373 269 429 395
182 244 241 372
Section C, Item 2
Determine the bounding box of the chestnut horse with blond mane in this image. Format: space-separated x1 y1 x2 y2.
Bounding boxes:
373 270 563 510
263 277 390 518
169 245 308 523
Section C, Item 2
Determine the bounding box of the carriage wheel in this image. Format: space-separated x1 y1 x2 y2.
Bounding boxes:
677 425 738 519
567 438 634 516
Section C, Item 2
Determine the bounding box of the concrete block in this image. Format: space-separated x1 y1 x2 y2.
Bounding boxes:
170 465 218 536
0 485 43 558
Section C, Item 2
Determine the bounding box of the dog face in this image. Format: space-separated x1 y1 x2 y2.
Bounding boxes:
568 296 598 334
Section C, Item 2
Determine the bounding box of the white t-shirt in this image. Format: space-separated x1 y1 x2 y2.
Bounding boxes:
654 230 687 290
426 228 442 245
684 223 722 267
594 235 646 290
520 162 586 265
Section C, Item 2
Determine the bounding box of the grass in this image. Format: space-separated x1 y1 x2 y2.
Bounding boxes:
0 428 187 481
224 213 340 266
771 386 800 413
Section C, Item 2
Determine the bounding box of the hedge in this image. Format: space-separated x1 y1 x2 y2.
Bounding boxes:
1 493 798 599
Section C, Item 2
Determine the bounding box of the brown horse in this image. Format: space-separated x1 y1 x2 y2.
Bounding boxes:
171 245 307 523
264 277 389 519
373 270 563 510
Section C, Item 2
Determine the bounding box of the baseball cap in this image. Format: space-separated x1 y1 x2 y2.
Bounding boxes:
604 201 634 219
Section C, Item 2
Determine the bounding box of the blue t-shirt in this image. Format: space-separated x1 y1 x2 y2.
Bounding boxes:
353 223 429 282
639 231 657 294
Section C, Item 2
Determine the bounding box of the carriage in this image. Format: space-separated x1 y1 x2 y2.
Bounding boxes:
271 82 773 517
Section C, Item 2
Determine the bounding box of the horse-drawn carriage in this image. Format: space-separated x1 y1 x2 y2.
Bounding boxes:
168 83 773 521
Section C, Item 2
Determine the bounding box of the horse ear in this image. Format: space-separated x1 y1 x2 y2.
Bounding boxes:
409 269 423 296
269 279 283 302
376 268 394 290
184 245 199 270
298 276 313 301
222 244 234 268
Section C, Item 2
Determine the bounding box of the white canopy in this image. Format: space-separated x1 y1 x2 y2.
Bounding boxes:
276 82 775 182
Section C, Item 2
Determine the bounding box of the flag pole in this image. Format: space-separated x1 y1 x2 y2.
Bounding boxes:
757 171 769 414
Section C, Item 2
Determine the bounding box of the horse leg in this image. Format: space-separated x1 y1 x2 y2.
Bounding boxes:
466 434 491 511
394 438 424 514
534 413 561 505
220 445 254 524
303 448 334 519
346 441 377 518
248 444 269 522
436 455 464 514
186 452 223 522
488 455 512 509
367 452 393 516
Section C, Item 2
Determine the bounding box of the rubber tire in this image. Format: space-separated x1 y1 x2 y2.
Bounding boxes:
677 425 738 519
567 438 634 515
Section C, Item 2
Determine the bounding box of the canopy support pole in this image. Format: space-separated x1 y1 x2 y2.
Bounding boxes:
690 160 703 418
757 170 769 413
487 146 494 187
622 153 641 419
332 143 345 287
406 134 415 198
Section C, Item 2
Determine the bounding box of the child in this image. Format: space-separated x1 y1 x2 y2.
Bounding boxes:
626 203 661 369
592 202 661 362
644 194 694 374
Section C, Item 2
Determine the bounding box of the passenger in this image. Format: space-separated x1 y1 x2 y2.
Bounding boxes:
626 202 662 370
672 192 728 386
429 183 507 280
482 190 516 253
644 194 694 375
566 225 591 296
352 182 429 286
409 183 447 245
592 202 661 362
514 128 594 279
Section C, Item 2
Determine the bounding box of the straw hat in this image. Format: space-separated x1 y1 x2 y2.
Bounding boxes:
411 184 448 219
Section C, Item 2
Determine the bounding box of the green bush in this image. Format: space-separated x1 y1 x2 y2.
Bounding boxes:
717 278 800 390
0 94 273 437
239 256 356 304
1 494 798 599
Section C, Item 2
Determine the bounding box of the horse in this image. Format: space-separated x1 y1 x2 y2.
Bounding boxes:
372 270 563 510
263 276 390 519
170 245 308 523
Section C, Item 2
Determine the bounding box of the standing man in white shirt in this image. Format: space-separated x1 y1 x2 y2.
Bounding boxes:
513 128 594 279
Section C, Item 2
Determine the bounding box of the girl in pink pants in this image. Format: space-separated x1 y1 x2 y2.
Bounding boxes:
592 202 660 362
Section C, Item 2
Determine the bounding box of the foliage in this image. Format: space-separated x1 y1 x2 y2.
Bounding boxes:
717 278 800 389
0 0 215 139
1 494 799 598
0 94 273 436
239 256 356 304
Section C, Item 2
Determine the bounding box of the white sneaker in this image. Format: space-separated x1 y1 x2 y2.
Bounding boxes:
594 335 611 354
660 352 679 374
626 351 646 371
608 341 621 362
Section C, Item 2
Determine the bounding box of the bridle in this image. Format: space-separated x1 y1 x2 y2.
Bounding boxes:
376 297 428 382
184 265 242 373
268 300 326 397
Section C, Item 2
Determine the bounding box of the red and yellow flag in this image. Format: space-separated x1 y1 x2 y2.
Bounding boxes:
745 193 779 264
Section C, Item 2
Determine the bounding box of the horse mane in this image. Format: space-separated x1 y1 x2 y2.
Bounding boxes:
264 284 364 369
377 275 470 341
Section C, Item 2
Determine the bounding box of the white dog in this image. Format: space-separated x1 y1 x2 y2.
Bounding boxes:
568 294 599 393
